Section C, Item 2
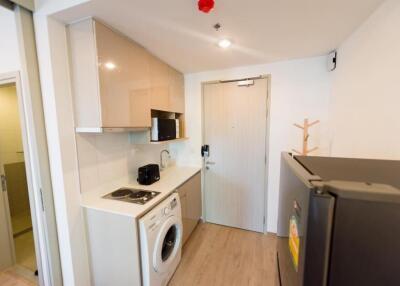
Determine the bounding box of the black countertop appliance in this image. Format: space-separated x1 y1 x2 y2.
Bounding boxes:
137 164 160 185
277 152 400 286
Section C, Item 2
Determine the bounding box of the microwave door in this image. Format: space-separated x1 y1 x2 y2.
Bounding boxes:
158 119 176 141
152 118 177 141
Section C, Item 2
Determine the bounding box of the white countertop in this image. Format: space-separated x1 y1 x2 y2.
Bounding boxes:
81 166 201 218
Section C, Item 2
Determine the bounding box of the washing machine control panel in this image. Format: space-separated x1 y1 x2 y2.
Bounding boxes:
141 194 180 233
162 198 178 216
170 198 177 209
163 207 170 216
147 213 161 232
146 205 173 231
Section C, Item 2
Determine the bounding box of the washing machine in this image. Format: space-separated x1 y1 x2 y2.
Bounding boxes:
139 193 183 286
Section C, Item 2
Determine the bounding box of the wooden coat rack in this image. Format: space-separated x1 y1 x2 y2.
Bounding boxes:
292 118 320 156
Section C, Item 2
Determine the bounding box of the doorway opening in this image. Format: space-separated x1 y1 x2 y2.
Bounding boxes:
0 83 38 285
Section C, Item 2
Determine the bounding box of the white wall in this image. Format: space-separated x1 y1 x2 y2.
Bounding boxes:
176 56 332 232
0 6 20 74
330 0 400 159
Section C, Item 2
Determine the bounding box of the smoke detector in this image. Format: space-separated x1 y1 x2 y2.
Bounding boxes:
198 0 215 14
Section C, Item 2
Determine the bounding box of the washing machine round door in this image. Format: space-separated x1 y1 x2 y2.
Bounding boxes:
153 216 182 273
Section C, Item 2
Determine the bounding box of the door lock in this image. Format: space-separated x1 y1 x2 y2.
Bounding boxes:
201 145 209 157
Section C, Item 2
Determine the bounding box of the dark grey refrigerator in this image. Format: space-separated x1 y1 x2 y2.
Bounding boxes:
277 152 400 286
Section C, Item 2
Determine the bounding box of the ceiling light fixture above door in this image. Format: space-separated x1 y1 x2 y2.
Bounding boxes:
198 0 215 14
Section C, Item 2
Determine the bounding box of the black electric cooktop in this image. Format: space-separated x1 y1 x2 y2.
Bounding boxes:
103 188 160 205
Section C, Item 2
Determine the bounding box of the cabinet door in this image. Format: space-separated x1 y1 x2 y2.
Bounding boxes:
149 55 170 112
68 19 103 129
95 21 151 127
186 173 202 225
169 68 185 113
178 190 191 245
178 172 202 245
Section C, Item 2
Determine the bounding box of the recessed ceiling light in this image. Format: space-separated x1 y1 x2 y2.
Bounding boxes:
218 39 232 49
105 62 116 70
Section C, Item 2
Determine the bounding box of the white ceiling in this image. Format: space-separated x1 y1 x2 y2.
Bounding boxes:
53 0 384 73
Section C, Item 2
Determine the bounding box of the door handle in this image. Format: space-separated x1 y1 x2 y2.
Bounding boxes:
1 175 7 192
205 161 216 165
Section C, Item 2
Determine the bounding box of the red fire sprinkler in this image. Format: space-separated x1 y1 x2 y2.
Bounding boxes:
198 0 215 14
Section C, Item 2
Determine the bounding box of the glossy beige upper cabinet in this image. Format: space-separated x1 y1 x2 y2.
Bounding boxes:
169 67 185 113
68 18 151 132
149 55 185 114
149 55 170 112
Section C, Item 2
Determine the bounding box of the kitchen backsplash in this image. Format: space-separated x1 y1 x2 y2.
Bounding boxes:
75 133 170 193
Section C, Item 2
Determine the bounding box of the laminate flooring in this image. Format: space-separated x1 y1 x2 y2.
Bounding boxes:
169 222 278 286
0 267 37 286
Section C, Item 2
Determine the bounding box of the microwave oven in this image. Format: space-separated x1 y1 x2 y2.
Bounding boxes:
151 118 177 141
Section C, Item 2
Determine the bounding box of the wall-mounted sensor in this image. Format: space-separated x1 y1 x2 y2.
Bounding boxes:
328 50 337 71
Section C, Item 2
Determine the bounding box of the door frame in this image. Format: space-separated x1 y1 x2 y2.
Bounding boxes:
0 3 62 285
0 72 42 275
14 4 64 285
201 75 271 233
0 71 61 285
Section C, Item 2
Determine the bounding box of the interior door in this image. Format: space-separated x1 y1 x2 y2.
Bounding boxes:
203 78 268 232
0 153 15 270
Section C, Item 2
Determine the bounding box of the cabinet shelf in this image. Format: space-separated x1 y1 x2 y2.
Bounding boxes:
149 137 189 144
129 130 188 145
75 127 149 133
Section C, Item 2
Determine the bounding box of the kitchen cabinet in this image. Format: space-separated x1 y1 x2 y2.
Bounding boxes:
169 68 185 113
149 56 185 114
149 55 170 112
68 18 151 132
177 172 202 245
68 18 185 133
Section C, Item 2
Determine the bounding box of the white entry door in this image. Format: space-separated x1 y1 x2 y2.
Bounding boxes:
203 78 268 232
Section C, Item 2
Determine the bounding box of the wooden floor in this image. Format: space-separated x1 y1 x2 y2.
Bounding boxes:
14 231 37 272
169 222 278 286
0 267 37 286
